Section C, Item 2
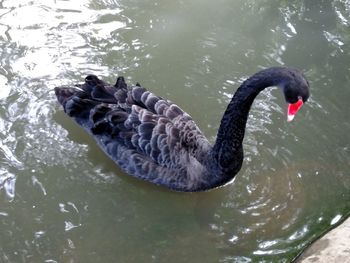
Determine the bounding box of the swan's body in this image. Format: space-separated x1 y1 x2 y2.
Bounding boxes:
55 67 310 192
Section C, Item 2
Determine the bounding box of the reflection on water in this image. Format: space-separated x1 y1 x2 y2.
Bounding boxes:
0 168 16 200
0 0 349 262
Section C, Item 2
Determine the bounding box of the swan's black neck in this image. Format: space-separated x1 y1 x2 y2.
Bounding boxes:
211 67 291 178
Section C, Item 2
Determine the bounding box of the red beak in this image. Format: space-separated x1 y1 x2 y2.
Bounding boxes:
287 98 304 122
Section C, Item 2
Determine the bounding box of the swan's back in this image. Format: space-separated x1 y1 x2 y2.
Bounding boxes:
55 75 213 191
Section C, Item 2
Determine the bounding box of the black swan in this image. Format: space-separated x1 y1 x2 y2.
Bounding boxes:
55 67 310 192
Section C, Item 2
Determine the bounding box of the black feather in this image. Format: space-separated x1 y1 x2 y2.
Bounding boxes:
115 76 127 89
139 122 155 140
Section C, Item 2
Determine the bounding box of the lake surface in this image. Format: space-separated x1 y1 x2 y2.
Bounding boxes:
0 0 349 262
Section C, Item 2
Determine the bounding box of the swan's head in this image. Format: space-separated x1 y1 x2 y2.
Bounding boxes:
278 68 310 122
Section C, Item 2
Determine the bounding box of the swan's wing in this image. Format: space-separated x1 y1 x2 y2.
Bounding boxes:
55 75 211 191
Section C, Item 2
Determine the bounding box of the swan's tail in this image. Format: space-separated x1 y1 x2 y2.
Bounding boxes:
55 75 127 119
54 85 94 118
54 86 77 106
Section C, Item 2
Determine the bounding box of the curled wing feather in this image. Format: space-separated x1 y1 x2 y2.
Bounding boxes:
55 75 212 191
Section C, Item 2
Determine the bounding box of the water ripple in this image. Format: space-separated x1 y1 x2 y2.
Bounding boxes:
0 168 16 200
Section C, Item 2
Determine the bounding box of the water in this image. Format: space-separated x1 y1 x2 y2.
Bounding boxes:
0 0 349 262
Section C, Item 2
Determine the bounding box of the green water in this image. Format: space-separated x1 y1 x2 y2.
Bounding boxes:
0 0 349 262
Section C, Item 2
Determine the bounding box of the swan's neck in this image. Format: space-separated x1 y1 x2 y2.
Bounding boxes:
211 68 283 176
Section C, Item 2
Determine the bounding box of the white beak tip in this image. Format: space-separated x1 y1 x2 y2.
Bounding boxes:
287 114 295 122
